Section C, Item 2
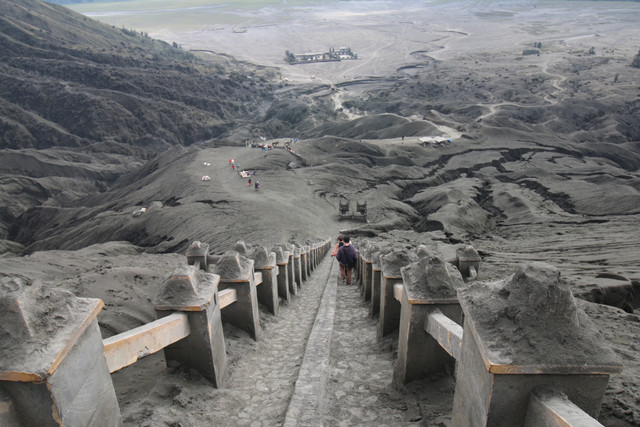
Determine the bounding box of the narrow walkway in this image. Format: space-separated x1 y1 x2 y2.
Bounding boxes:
285 260 455 426
322 276 454 426
203 255 336 426
284 258 340 425
119 255 453 425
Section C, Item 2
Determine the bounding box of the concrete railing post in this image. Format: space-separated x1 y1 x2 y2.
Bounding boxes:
0 277 122 426
452 263 623 426
293 247 303 290
370 250 382 317
211 252 262 340
355 239 369 287
377 250 414 339
281 244 297 296
355 253 363 286
0 388 19 425
393 251 465 386
300 246 309 283
153 265 227 387
317 240 326 264
456 245 481 280
358 242 378 300
233 240 250 255
249 246 279 316
361 255 374 301
305 245 312 277
272 245 291 303
309 243 316 271
186 240 210 270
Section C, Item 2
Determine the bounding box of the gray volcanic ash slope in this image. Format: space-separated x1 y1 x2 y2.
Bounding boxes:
0 0 283 247
0 0 278 151
2 0 639 257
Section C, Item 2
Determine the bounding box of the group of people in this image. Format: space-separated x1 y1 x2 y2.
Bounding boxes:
331 235 359 285
245 139 274 150
229 159 260 190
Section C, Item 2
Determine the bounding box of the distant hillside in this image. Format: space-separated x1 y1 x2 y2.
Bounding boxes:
0 0 287 247
0 0 277 156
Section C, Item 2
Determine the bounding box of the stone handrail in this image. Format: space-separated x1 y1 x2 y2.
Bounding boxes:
254 271 263 285
356 241 622 427
218 288 238 309
424 309 463 361
393 283 403 302
389 271 608 427
103 312 190 373
102 270 262 374
0 238 332 426
525 389 605 427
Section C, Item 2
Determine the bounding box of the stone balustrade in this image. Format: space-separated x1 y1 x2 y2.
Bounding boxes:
0 236 619 427
0 276 121 426
354 240 622 427
0 238 331 426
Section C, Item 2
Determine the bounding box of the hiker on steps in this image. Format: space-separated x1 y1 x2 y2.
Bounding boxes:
330 236 344 257
336 236 358 285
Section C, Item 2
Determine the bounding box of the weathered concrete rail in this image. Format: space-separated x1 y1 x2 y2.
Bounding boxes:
355 240 624 427
0 239 330 426
1 235 622 426
0 279 121 426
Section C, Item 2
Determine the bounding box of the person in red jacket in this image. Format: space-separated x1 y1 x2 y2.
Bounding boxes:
330 235 344 257
336 236 358 285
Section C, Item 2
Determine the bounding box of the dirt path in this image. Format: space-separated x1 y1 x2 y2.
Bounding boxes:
474 54 569 123
541 56 568 105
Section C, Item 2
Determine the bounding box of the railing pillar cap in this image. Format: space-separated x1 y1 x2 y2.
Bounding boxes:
280 243 295 252
416 244 434 258
401 253 465 302
186 241 210 270
186 240 209 258
0 276 103 380
380 248 415 278
371 250 382 267
233 240 250 255
211 251 254 281
153 265 219 311
456 244 481 262
361 242 380 260
248 246 276 269
270 245 289 264
457 262 623 372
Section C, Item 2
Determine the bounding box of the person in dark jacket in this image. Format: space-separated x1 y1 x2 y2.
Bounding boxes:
336 236 358 285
